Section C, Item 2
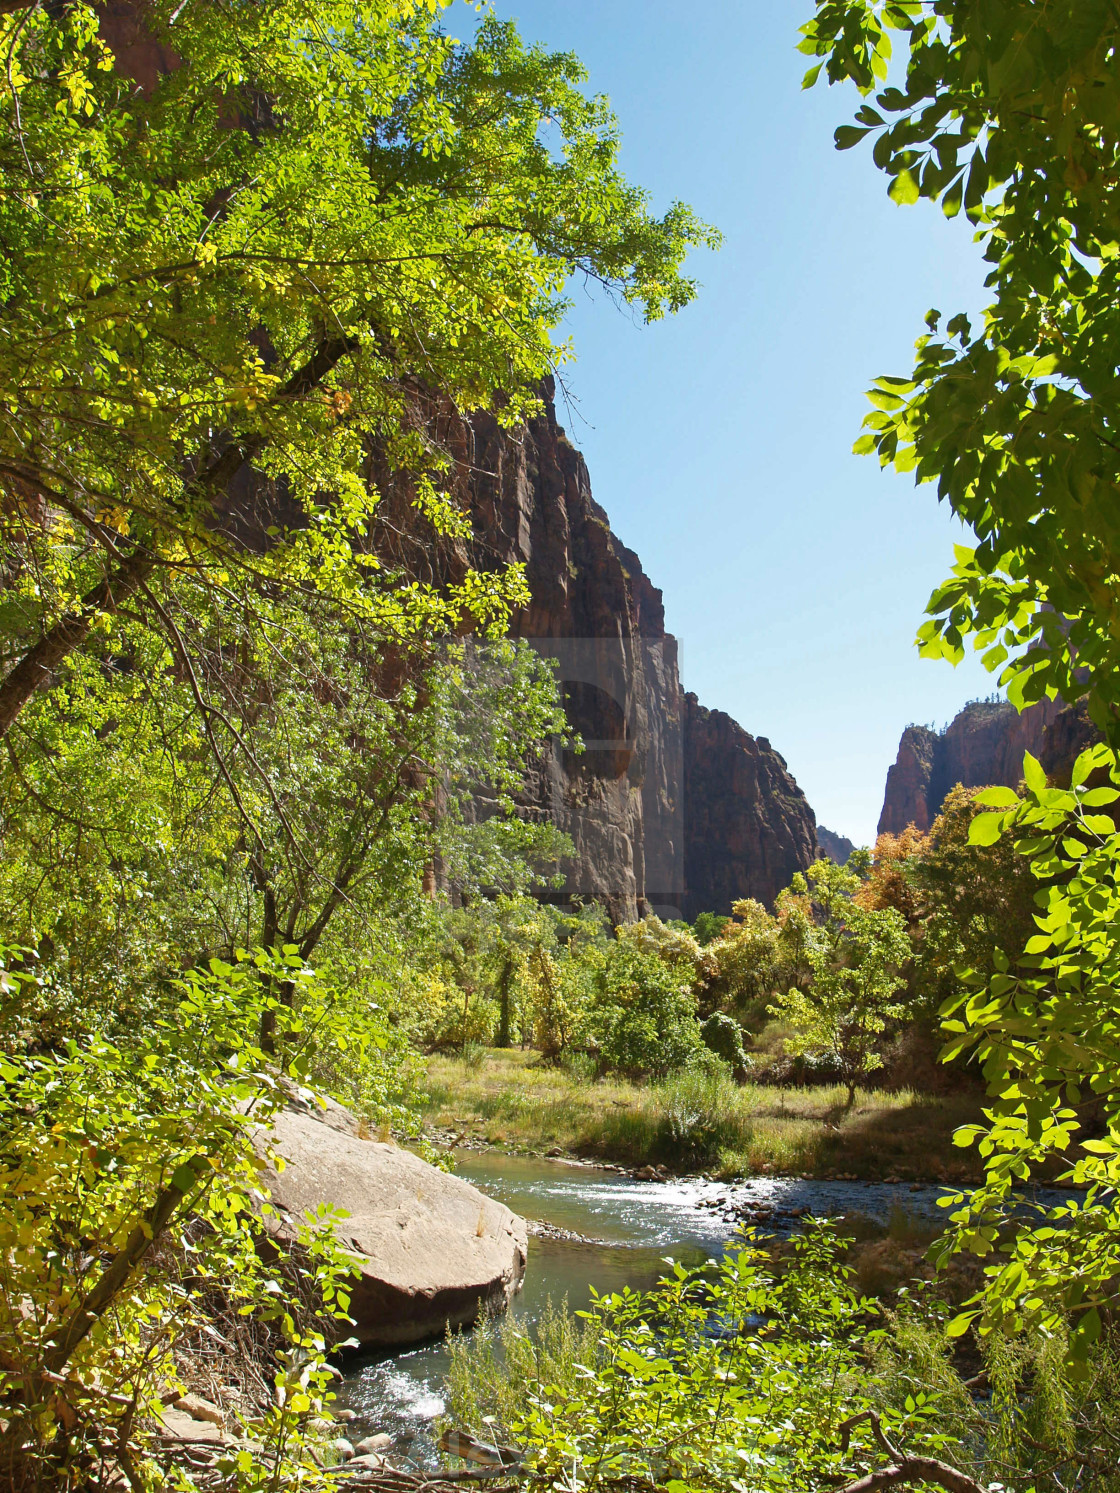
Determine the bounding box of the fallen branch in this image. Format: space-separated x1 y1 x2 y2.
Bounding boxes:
833 1410 984 1493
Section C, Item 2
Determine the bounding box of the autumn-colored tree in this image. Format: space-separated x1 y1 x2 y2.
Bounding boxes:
855 824 930 924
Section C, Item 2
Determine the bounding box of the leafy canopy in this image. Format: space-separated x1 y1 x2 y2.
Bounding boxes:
0 0 715 730
801 0 1120 729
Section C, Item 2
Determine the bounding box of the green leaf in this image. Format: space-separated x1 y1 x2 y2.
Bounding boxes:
969 811 1007 846
1080 787 1119 806
888 168 920 204
946 1310 978 1337
171 1163 200 1194
974 786 1020 808
835 124 873 150
1022 753 1048 795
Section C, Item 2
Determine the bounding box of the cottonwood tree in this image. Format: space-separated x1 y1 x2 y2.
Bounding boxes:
0 0 715 741
770 858 910 1107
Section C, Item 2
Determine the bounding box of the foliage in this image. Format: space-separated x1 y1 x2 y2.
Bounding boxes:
0 945 358 1490
699 1011 750 1077
855 824 929 925
445 1295 602 1441
699 898 789 1024
445 1224 967 1493
692 911 730 946
0 0 716 744
770 859 911 1104
582 936 703 1081
802 0 1120 730
906 785 1038 1012
934 744 1120 1360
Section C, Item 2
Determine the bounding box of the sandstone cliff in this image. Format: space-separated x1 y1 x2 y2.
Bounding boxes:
682 696 818 917
878 697 1099 835
375 382 818 919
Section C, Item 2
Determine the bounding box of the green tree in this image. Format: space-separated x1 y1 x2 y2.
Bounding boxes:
801 0 1120 728
583 936 702 1081
0 0 715 740
770 859 910 1107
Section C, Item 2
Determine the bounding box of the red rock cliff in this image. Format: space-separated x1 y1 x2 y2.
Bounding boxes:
374 382 818 919
878 697 1098 835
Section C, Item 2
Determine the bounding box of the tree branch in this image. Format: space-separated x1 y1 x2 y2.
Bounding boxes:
834 1412 984 1493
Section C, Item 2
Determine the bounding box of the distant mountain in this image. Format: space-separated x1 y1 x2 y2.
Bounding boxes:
816 825 855 865
878 697 1099 836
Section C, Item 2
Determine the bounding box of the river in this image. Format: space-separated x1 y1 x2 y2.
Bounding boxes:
336 1153 986 1464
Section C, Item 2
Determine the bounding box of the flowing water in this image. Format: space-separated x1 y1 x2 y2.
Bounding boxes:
336 1153 991 1464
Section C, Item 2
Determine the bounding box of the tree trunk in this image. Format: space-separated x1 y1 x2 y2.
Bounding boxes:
0 548 154 740
496 955 514 1048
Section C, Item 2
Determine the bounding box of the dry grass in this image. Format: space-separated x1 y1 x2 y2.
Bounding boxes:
421 1049 985 1181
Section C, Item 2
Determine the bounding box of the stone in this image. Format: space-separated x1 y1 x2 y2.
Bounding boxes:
257 1101 528 1349
370 380 820 921
348 1453 390 1471
879 697 1101 835
174 1393 224 1428
816 826 854 865
158 1407 225 1444
356 1434 393 1454
682 696 818 918
333 1438 356 1461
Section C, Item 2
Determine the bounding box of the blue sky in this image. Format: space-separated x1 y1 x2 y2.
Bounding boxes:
465 1 997 846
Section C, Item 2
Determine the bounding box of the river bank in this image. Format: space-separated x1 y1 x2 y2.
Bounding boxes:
335 1151 1018 1469
420 1049 985 1183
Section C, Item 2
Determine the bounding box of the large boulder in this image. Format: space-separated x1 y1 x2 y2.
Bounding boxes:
256 1097 527 1348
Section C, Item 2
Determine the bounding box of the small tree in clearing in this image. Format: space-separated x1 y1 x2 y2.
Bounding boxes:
771 859 910 1107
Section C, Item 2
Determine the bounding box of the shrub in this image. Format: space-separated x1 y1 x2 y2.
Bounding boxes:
582 940 702 1080
699 1011 750 1080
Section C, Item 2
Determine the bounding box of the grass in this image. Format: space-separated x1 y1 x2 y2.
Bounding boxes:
421 1049 986 1182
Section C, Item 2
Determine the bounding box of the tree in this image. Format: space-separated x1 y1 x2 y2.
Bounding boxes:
0 0 715 742
770 859 910 1107
801 0 1120 730
583 937 702 1081
801 0 1120 1356
934 747 1120 1357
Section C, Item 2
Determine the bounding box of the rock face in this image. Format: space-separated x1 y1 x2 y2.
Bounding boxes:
375 381 818 919
681 696 819 917
259 1098 527 1348
878 697 1098 835
816 825 855 864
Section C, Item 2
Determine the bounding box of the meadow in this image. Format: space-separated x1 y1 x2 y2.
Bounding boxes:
422 1048 985 1182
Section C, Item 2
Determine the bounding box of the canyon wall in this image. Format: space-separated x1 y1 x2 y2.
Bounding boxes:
878 697 1099 836
375 382 818 919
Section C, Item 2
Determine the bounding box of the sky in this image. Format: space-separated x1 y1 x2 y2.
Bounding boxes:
460 0 998 847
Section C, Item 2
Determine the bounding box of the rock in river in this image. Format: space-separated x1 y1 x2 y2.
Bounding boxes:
257 1097 527 1348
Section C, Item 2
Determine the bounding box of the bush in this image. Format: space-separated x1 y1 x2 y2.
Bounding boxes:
582 940 702 1080
0 949 356 1491
699 1012 750 1080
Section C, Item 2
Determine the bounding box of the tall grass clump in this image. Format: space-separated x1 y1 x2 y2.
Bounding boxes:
445 1298 600 1440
